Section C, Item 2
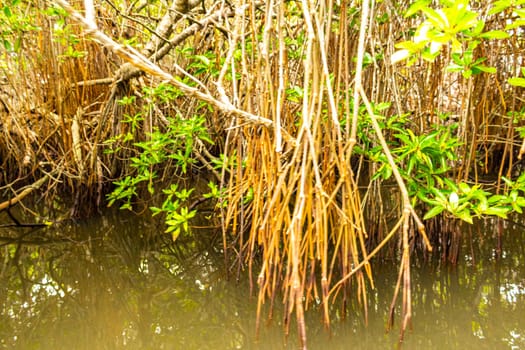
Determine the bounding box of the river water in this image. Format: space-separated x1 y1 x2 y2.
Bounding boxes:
1 208 524 349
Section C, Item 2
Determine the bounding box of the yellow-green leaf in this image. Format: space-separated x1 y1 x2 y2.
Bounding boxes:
391 49 411 64
479 30 510 40
509 77 525 87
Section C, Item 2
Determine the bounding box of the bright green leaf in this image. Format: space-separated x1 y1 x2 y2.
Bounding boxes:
509 77 525 87
479 30 510 40
422 8 448 30
423 205 445 220
483 206 510 218
391 49 412 64
405 0 431 17
457 210 473 224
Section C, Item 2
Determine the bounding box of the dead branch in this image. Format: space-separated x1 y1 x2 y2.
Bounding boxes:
0 173 54 212
115 5 234 82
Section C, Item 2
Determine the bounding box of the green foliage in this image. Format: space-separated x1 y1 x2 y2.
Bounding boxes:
420 181 512 223
150 184 197 241
489 0 525 16
420 174 525 223
359 108 525 224
447 42 496 78
203 181 228 208
392 0 506 76
393 125 460 193
106 85 215 240
490 0 525 87
383 0 525 223
394 0 525 88
511 108 525 138
106 112 211 202
364 114 461 199
43 6 87 61
285 85 304 103
103 96 143 152
509 67 525 87
0 0 40 55
210 151 242 170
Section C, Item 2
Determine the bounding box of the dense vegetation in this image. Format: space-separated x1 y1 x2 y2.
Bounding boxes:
1 0 525 346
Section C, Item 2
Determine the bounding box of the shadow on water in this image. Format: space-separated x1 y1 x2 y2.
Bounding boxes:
1 208 524 349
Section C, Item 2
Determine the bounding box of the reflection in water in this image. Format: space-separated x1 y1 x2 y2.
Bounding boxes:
0 210 524 349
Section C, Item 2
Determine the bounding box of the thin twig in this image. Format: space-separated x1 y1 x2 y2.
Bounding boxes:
51 0 273 127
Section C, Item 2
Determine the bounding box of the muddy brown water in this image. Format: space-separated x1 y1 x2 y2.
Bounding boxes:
1 209 524 349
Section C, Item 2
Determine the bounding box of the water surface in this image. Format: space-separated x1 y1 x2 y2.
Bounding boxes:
1 210 524 349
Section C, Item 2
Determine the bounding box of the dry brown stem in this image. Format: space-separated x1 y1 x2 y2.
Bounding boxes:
0 172 56 212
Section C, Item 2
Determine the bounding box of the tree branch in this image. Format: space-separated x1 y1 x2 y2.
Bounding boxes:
51 0 273 126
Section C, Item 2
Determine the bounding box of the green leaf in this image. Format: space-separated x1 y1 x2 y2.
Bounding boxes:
424 205 445 220
432 187 448 202
501 176 514 186
451 52 463 65
3 6 12 17
457 210 473 224
479 30 510 40
458 182 471 193
489 0 511 15
2 39 12 52
421 47 441 62
516 197 525 207
488 194 507 204
395 41 425 52
150 207 162 216
508 77 525 87
405 0 431 17
483 206 509 218
453 12 480 33
120 203 132 210
505 19 525 30
472 65 496 74
467 19 485 37
383 165 393 180
462 69 473 79
422 8 448 30
375 102 391 111
171 228 181 241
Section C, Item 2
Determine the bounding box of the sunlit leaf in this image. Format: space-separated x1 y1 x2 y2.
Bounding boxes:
3 6 12 17
453 12 479 33
405 0 431 17
508 77 525 87
171 228 181 241
472 65 496 74
458 182 471 193
462 69 473 79
423 205 445 220
457 210 473 224
506 19 525 30
479 30 510 40
489 0 511 15
483 207 510 218
422 8 448 30
414 22 433 43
